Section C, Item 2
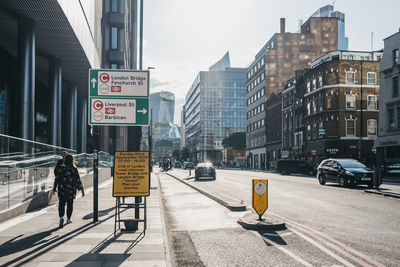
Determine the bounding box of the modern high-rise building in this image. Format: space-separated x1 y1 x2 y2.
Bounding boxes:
0 0 103 152
311 4 349 50
150 91 175 124
184 52 246 163
246 16 339 169
99 0 141 154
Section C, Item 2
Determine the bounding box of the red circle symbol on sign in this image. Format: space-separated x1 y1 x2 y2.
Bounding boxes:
99 73 110 83
93 100 103 110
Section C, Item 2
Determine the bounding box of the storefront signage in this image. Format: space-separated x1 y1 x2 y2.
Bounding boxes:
326 148 339 154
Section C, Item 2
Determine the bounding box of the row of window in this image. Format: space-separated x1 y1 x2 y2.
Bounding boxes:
247 88 265 106
247 58 265 79
247 103 265 119
247 72 265 92
304 119 377 140
247 119 265 132
345 94 377 110
305 72 377 94
248 136 265 148
388 105 400 130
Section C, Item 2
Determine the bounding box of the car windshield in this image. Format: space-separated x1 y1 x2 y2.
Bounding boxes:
338 160 366 168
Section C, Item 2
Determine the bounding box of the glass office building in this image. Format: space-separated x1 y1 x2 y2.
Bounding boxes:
185 53 246 163
150 91 175 124
311 4 349 50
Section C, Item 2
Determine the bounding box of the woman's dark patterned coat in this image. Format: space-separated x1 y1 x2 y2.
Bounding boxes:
53 166 83 200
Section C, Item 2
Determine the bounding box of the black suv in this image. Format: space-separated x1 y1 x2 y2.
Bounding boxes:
317 159 373 188
276 159 316 176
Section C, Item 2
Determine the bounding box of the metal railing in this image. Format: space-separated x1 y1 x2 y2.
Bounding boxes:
0 134 113 212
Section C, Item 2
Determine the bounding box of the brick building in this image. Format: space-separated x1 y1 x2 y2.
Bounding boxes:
246 16 340 169
265 92 282 169
300 51 382 165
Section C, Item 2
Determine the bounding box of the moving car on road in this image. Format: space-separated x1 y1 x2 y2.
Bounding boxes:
276 159 316 176
195 162 216 181
317 159 373 188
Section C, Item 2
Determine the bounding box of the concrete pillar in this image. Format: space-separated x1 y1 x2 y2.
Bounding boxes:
78 97 87 153
17 20 35 141
67 84 77 150
49 59 62 147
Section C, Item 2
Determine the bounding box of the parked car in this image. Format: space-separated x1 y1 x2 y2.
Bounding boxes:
276 159 316 176
195 162 216 181
183 162 194 169
317 158 373 188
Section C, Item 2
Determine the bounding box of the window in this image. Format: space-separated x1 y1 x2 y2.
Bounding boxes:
111 27 119 49
261 88 264 96
318 76 323 87
307 125 311 140
346 120 355 136
367 95 377 110
261 119 264 126
388 108 395 129
393 49 399 66
346 94 356 110
261 103 264 111
111 0 119 12
318 121 324 138
261 58 265 65
393 77 399 97
111 64 118 69
346 72 355 84
367 72 376 85
312 122 317 139
307 102 311 115
312 100 317 114
367 119 377 136
307 81 311 93
312 79 316 90
261 73 265 80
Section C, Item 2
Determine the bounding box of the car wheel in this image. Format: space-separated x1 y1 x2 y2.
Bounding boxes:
339 175 346 187
318 174 325 185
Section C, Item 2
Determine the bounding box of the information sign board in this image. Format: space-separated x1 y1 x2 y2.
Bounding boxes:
113 152 150 197
88 69 149 126
252 179 268 217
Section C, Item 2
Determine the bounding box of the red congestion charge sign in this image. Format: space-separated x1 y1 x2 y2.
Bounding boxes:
99 73 110 83
93 100 103 110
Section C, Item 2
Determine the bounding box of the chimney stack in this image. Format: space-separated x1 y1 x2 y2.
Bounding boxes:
280 18 286 33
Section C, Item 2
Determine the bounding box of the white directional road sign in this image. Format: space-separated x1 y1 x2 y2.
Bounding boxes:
88 69 149 126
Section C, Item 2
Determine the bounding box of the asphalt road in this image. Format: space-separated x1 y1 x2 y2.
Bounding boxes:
159 168 400 266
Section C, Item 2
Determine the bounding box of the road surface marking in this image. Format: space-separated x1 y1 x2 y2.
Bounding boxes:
290 228 356 267
270 212 384 267
257 233 313 267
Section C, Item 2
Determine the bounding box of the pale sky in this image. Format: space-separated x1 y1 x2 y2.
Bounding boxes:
143 0 400 125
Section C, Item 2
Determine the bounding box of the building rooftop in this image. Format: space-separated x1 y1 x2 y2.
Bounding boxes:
310 50 383 69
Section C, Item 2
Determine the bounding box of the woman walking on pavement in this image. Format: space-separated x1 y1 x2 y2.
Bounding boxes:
53 154 85 228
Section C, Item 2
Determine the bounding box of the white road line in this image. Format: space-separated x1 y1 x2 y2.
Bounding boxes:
259 234 314 267
290 228 356 267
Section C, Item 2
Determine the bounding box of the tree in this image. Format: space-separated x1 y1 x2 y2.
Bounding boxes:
222 132 246 150
181 146 190 161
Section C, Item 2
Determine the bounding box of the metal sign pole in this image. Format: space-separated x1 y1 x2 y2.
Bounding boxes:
93 149 99 222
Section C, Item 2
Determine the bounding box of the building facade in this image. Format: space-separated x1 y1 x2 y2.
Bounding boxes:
0 0 103 153
185 53 246 163
297 51 382 165
375 30 400 175
246 15 340 169
311 4 349 50
150 91 175 124
99 0 140 154
265 92 282 169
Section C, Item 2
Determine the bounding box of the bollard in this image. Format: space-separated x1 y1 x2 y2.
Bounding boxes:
189 167 191 176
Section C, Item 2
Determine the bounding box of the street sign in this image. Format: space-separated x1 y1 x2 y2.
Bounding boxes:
89 98 148 125
113 151 150 197
88 69 149 126
252 179 268 218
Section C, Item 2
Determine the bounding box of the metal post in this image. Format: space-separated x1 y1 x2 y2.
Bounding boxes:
139 0 143 70
93 149 98 223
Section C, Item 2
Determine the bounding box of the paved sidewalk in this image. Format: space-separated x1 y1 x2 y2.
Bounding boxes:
364 182 400 199
0 173 170 267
